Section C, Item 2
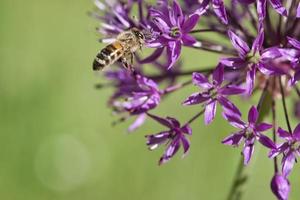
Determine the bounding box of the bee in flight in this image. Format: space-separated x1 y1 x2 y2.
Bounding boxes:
93 27 145 71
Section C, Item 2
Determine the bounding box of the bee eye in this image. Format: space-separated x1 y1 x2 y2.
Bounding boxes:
134 31 144 39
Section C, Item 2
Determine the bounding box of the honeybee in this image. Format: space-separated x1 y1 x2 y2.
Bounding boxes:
93 27 145 71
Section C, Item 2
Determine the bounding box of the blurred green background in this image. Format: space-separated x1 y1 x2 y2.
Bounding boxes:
0 0 299 200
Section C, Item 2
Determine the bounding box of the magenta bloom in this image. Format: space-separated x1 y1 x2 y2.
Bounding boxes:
148 0 199 68
221 29 282 94
112 74 161 115
195 0 228 24
269 124 300 177
183 64 244 124
285 37 300 85
222 106 275 165
145 113 192 165
271 173 290 200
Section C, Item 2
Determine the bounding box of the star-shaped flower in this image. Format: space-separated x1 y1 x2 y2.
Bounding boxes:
183 64 244 125
222 106 275 165
269 124 300 177
145 113 192 165
147 0 199 69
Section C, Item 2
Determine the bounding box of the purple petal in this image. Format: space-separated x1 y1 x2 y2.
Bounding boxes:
287 36 300 50
257 0 267 21
172 0 184 24
147 113 173 128
146 131 170 149
245 65 256 95
255 123 273 132
257 62 285 76
182 92 210 105
282 152 295 177
219 85 245 95
128 114 147 132
297 3 300 18
166 40 182 69
181 136 190 156
192 72 213 89
248 106 258 124
261 47 282 60
218 97 243 122
271 173 290 200
166 117 181 128
139 48 164 64
212 64 224 86
222 110 245 129
159 137 180 165
252 28 264 54
243 143 254 165
220 57 247 69
182 34 197 46
269 0 288 17
182 14 199 33
228 30 250 58
293 123 300 140
222 131 244 146
195 0 209 15
181 124 192 135
277 127 292 140
204 100 217 125
212 0 228 24
258 134 276 149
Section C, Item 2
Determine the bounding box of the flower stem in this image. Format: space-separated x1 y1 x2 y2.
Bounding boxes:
226 79 270 200
226 157 246 200
148 68 214 80
162 80 192 94
279 76 292 133
184 109 205 126
272 79 278 173
189 28 226 34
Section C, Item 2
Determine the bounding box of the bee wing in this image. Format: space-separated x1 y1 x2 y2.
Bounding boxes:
99 38 117 44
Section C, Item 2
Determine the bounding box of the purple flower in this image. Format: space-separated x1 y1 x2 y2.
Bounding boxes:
111 73 161 115
145 113 192 165
221 29 282 95
271 173 290 200
222 106 275 165
286 37 300 85
256 0 287 21
183 64 244 125
147 0 199 69
195 0 228 24
269 124 300 177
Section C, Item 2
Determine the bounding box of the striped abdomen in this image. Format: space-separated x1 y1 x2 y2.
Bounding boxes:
93 41 124 70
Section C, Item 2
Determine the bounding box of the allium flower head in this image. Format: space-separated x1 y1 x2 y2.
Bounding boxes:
92 0 300 198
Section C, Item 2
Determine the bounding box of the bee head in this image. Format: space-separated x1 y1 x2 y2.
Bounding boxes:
131 28 145 44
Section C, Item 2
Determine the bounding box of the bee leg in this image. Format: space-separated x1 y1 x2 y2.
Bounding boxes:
120 51 134 72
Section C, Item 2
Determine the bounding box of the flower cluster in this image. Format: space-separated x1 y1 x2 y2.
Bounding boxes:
91 0 300 199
